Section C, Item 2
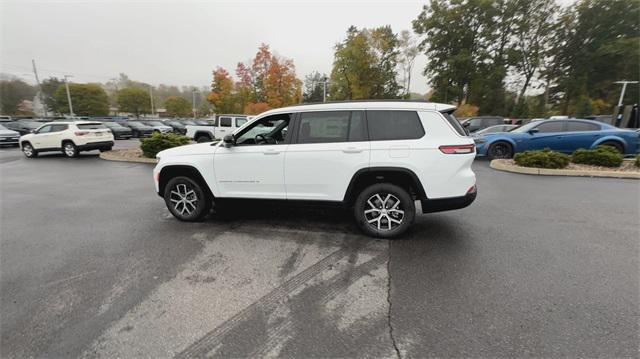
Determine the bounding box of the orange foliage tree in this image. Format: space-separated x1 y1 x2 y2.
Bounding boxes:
207 44 302 114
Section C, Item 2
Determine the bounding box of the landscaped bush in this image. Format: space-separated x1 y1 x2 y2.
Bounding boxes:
571 145 623 167
635 155 640 168
513 149 570 169
140 132 191 158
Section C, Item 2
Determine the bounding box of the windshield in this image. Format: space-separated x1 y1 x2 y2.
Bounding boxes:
102 122 123 128
145 121 164 126
0 124 8 131
127 122 145 127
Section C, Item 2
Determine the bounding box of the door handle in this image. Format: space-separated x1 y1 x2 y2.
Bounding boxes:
342 148 363 154
263 149 280 155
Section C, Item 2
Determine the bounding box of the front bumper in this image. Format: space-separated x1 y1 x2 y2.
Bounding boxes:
420 190 477 214
0 136 19 146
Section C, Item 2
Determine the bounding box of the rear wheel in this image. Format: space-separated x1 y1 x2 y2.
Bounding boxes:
62 142 78 158
354 183 415 238
196 135 212 143
22 142 37 158
488 141 513 159
599 141 624 153
164 176 211 221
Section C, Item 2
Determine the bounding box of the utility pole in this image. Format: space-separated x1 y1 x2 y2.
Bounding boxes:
322 76 328 102
64 75 74 117
614 80 638 107
149 86 155 117
192 89 198 118
110 78 118 116
31 59 48 117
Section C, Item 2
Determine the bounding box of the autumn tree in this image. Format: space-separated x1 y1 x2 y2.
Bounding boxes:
53 83 109 116
329 26 401 100
164 96 192 117
117 87 151 118
208 67 237 113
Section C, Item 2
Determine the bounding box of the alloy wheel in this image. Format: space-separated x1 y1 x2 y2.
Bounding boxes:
23 145 33 157
364 193 405 231
169 183 199 216
490 143 510 159
64 144 76 157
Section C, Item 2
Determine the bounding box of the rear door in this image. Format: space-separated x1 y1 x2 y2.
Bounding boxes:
560 121 602 152
284 110 369 201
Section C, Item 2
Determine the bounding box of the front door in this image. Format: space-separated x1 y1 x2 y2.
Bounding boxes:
213 113 292 199
31 125 54 149
524 121 566 151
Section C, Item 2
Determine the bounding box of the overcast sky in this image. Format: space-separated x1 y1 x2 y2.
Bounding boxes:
1 0 433 93
1 0 575 94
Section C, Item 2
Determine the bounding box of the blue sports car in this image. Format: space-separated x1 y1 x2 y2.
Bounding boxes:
474 119 640 159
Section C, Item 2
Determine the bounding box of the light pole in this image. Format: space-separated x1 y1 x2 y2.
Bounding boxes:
110 78 118 116
322 76 329 102
614 80 638 107
192 89 198 118
64 75 74 117
149 86 155 117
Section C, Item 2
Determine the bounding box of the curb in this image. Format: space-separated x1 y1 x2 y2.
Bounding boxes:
99 150 157 164
490 159 640 179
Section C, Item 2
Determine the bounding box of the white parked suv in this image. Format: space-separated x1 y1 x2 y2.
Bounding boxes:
20 121 114 158
185 114 249 142
153 101 476 238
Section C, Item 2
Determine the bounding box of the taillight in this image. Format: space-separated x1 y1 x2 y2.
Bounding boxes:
439 144 475 154
74 131 89 136
467 185 477 194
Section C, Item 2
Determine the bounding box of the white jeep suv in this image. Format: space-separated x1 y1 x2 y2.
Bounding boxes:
20 121 114 158
153 101 476 238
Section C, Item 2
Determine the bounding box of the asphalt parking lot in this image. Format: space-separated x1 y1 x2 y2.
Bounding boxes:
1 142 638 358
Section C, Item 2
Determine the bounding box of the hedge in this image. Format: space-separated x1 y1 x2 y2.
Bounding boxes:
140 132 191 158
571 145 623 167
513 148 570 169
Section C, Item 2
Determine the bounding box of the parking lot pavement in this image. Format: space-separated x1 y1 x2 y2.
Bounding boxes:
1 145 638 358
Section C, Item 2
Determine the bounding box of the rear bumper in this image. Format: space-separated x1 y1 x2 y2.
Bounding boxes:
77 141 114 151
420 190 477 214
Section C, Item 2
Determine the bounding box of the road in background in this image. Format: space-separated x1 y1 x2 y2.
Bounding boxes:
1 143 638 357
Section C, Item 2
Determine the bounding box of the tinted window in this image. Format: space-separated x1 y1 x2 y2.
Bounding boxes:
235 113 292 146
51 124 68 132
566 121 600 132
235 118 247 127
77 123 106 130
536 121 564 133
443 113 467 136
349 111 367 142
36 125 53 133
219 117 232 127
298 111 350 144
367 110 425 141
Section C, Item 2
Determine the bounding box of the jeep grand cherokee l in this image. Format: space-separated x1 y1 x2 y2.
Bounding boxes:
153 101 476 238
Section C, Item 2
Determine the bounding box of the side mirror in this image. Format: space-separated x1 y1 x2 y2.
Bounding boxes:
462 122 469 127
223 134 235 148
528 128 539 134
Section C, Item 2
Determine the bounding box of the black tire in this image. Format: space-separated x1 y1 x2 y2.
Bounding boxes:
164 176 211 222
599 141 624 153
21 142 38 158
353 183 415 238
487 141 513 159
196 135 212 143
62 141 78 158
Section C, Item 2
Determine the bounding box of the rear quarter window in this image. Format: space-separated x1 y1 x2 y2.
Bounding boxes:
442 112 467 136
366 110 425 141
77 123 106 130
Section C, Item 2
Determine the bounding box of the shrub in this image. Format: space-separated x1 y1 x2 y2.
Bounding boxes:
635 155 639 168
513 149 570 169
140 132 190 158
571 145 623 167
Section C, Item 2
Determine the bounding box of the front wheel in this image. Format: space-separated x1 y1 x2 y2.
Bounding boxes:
164 176 211 221
62 142 78 158
22 143 38 158
354 183 415 238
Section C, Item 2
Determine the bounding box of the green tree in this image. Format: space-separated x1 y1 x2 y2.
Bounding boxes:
40 77 64 114
303 71 327 103
117 87 151 118
329 26 401 100
0 79 36 115
53 83 109 116
164 96 192 117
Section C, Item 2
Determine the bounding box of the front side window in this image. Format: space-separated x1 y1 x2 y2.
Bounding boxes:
367 110 425 141
536 121 564 133
36 125 52 134
219 117 232 127
234 113 292 145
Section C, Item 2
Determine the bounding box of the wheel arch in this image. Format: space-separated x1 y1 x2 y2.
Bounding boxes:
343 167 426 205
592 136 626 152
159 165 214 200
194 131 213 140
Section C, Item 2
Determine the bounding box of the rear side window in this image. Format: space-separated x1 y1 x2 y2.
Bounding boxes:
51 124 68 132
566 121 600 132
536 121 564 133
298 111 350 143
77 123 106 130
235 118 247 127
367 110 425 141
442 112 467 136
219 117 232 127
